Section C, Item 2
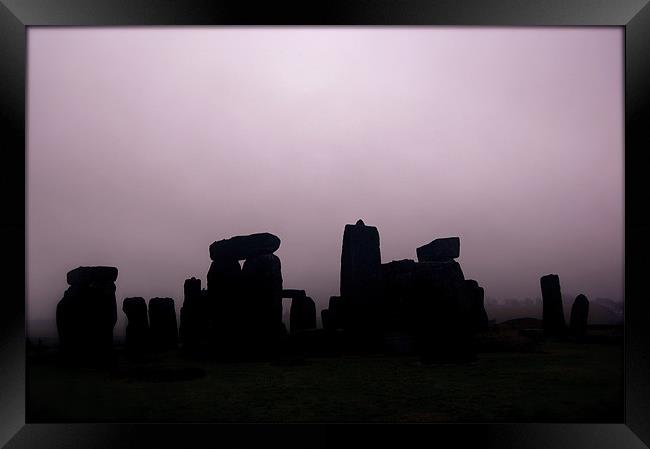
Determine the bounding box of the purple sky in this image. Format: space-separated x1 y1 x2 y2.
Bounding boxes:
27 27 623 336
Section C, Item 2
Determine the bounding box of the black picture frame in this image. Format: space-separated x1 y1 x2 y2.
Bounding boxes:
2 1 649 447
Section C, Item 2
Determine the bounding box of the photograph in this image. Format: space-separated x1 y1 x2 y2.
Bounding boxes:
25 26 625 423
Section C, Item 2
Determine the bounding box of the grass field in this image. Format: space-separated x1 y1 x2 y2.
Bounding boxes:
27 340 623 423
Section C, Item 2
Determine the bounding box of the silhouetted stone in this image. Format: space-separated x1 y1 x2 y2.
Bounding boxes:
56 266 118 358
290 295 317 333
122 297 149 352
381 260 418 331
570 294 589 337
321 309 331 330
148 297 178 348
327 296 347 330
340 219 382 332
207 259 242 295
416 237 460 262
282 289 307 300
184 277 201 305
464 279 489 333
382 259 417 276
240 254 283 348
66 266 118 285
206 258 242 347
209 232 281 261
380 259 474 361
540 274 566 337
305 297 317 329
180 277 210 349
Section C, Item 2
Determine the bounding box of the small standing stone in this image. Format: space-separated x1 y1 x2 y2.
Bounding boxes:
148 297 178 348
570 294 589 336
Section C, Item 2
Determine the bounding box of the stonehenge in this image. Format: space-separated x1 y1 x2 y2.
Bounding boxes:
50 221 605 365
50 222 562 363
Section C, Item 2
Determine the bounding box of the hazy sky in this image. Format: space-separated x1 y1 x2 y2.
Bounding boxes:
27 27 623 336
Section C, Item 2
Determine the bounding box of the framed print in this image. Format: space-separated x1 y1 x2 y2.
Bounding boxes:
1 0 649 447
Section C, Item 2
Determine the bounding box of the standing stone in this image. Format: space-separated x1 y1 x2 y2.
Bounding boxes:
56 266 118 357
209 233 281 261
321 309 331 330
184 277 202 305
327 296 347 330
411 260 474 363
122 297 149 352
305 297 317 329
148 297 178 348
180 277 207 348
464 279 489 333
570 294 589 336
340 219 382 332
207 258 242 347
207 259 242 298
540 274 566 336
289 294 317 333
416 237 460 263
381 259 418 331
242 254 283 334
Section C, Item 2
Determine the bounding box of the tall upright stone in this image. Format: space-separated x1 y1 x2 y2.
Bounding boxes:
540 274 566 336
179 277 208 348
56 266 118 357
122 297 149 352
148 297 178 348
570 294 589 337
241 254 284 341
340 219 382 332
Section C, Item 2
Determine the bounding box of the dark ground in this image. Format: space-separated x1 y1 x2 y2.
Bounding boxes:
27 328 623 423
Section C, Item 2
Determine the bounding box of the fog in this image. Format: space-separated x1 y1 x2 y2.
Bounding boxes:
27 27 623 337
